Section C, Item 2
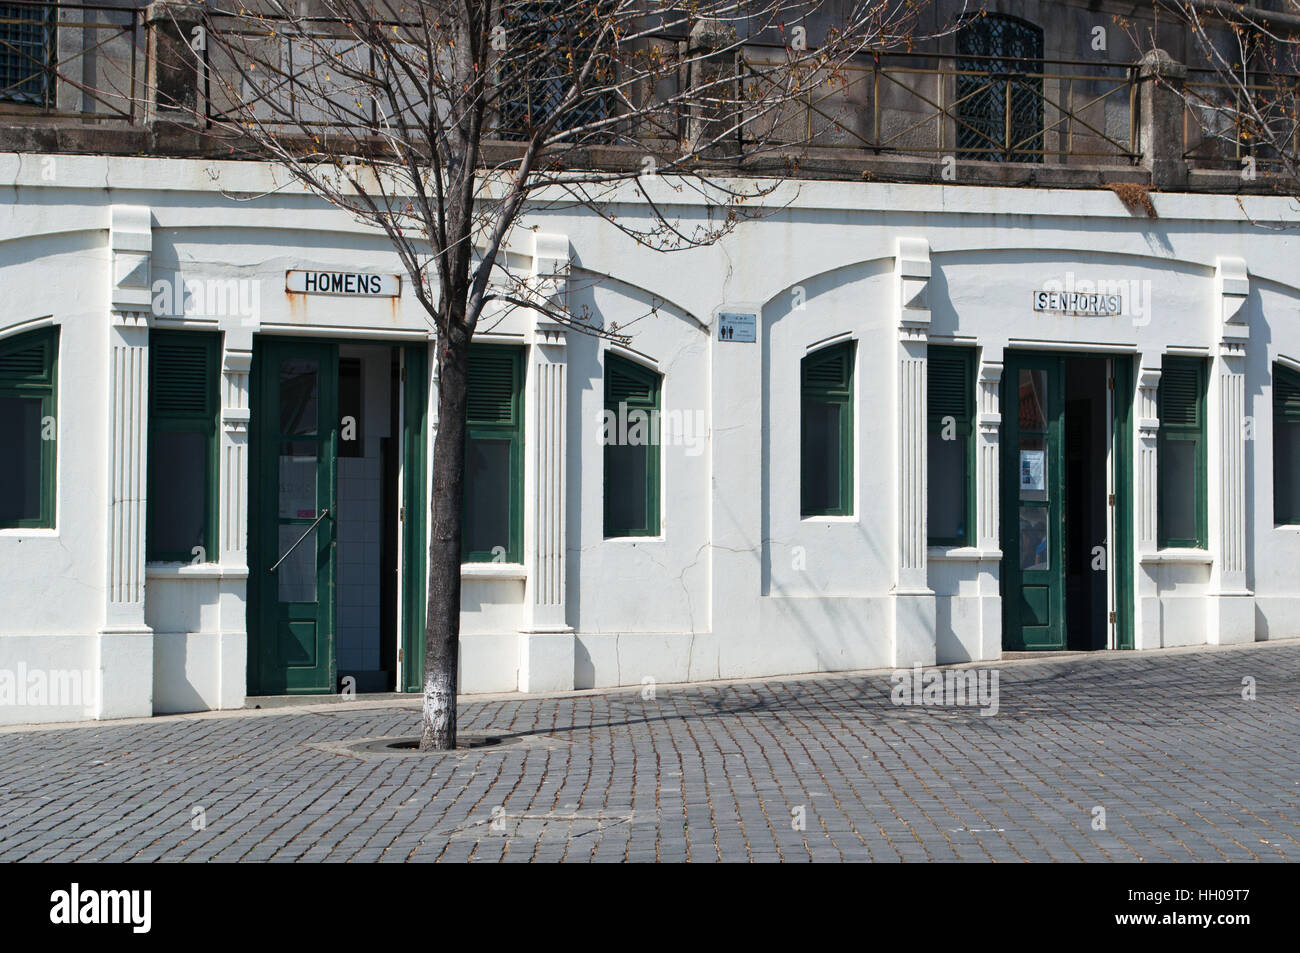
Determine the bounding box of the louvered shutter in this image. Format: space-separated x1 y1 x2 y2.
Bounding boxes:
0 327 55 387
1159 361 1204 429
1275 364 1300 424
928 348 973 428
467 347 518 425
151 338 217 418
605 354 658 407
802 345 853 397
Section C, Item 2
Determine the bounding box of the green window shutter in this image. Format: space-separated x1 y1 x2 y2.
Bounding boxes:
151 337 219 418
1158 362 1203 428
467 347 519 425
463 344 524 562
0 326 58 529
927 346 975 546
1157 356 1208 548
1274 363 1300 524
1275 364 1300 423
603 352 661 537
0 333 54 384
801 341 855 517
147 330 221 562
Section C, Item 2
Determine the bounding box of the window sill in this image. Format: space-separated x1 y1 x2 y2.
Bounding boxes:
0 527 57 538
1272 523 1300 532
1142 548 1213 565
800 515 857 523
603 535 665 543
146 562 249 579
927 546 1001 561
461 562 526 580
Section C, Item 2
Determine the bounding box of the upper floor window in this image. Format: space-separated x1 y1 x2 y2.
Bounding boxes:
463 344 524 562
496 1 610 140
1275 362 1300 525
801 341 855 517
0 3 55 106
0 325 58 529
956 14 1044 163
1157 356 1208 549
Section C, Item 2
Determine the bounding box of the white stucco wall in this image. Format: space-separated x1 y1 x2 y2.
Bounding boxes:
3 152 1299 724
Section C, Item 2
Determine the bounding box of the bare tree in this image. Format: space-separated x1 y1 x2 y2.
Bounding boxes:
1130 2 1300 185
148 0 957 749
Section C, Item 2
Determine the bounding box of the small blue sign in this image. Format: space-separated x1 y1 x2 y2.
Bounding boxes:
717 312 756 343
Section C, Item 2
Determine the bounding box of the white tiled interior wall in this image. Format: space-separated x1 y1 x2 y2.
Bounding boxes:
335 345 392 674
336 451 381 672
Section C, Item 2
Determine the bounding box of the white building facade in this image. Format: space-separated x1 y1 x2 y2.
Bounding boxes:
2 153 1299 725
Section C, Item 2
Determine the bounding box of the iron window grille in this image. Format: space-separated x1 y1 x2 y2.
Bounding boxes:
955 14 1044 163
0 2 55 106
496 1 611 141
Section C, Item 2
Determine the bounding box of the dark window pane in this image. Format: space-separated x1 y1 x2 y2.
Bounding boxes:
338 357 363 458
606 442 649 534
0 395 42 523
1019 506 1049 570
802 400 841 513
465 437 511 555
1160 440 1198 542
1018 369 1047 431
277 524 317 603
1277 421 1300 522
279 358 319 435
151 430 208 556
928 432 966 540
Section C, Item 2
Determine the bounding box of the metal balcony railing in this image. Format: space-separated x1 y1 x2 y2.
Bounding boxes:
1183 66 1300 174
739 49 1140 165
2 3 1296 184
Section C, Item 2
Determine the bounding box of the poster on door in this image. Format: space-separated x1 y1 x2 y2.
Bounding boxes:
1020 450 1045 492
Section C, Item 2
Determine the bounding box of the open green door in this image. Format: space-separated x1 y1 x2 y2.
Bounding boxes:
1002 353 1066 650
250 340 339 693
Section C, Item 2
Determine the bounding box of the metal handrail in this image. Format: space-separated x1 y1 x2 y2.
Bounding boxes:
268 508 329 574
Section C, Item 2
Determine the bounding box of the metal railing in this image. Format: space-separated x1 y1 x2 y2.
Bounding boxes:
741 49 1140 164
1183 66 1300 173
4 5 1298 182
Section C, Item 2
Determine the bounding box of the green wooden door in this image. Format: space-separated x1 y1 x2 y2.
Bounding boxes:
1002 353 1066 650
251 340 339 693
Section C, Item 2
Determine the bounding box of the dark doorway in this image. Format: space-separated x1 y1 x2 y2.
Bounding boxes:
1002 351 1132 652
1064 357 1109 650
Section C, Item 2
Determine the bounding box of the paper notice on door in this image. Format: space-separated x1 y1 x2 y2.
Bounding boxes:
1020 450 1045 492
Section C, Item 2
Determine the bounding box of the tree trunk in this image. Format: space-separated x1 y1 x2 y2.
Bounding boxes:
420 332 470 750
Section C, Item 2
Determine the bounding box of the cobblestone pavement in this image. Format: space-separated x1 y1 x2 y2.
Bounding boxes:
2 642 1299 862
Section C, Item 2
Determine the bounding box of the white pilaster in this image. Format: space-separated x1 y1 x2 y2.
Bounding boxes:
519 232 574 691
216 330 252 708
1208 257 1254 644
99 205 154 719
976 357 1003 659
893 238 935 666
1135 363 1162 649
